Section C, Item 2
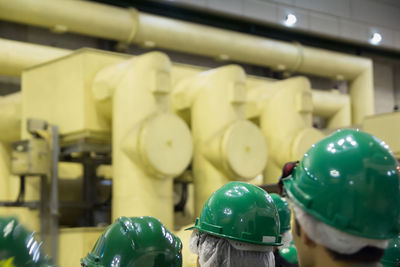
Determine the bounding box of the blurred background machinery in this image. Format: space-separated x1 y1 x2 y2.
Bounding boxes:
0 0 398 266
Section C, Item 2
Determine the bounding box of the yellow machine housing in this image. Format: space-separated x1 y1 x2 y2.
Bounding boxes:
21 49 127 143
363 112 400 158
58 227 104 267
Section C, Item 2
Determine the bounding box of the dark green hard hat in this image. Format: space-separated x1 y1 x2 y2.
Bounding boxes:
0 217 54 267
187 181 282 246
279 244 298 264
381 235 400 267
81 216 182 267
270 193 291 234
283 129 400 240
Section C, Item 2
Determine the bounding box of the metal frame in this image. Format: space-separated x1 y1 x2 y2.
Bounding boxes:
59 142 112 227
49 125 60 263
0 120 112 263
0 122 61 263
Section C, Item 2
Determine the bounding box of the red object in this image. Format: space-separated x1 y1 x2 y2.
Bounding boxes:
278 161 299 196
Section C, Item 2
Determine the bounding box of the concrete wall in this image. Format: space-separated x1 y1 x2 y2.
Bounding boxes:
158 0 400 51
373 59 396 114
395 65 400 107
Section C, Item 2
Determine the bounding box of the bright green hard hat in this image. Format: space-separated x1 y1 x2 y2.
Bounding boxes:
0 217 54 267
381 235 400 267
270 193 291 234
279 245 298 264
283 129 400 240
187 181 282 246
81 216 182 267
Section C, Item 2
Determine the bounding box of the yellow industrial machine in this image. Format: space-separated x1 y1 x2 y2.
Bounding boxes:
0 1 385 266
0 46 364 266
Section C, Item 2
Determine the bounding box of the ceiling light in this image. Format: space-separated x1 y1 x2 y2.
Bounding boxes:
369 32 382 45
284 13 297 27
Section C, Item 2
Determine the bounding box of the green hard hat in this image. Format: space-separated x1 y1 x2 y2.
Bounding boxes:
187 181 282 246
270 193 291 234
0 217 54 267
279 245 298 264
381 235 400 267
283 129 400 240
81 216 182 267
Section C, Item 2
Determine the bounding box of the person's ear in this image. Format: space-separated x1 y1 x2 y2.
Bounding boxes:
295 217 316 247
302 231 316 247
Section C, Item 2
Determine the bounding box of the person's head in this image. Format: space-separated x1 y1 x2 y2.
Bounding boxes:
0 217 54 267
270 193 292 248
81 216 182 267
187 181 282 267
283 129 400 266
381 235 400 267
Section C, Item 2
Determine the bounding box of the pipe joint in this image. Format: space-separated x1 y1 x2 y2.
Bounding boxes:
121 113 193 179
204 120 267 180
50 24 68 34
126 7 139 44
292 42 304 73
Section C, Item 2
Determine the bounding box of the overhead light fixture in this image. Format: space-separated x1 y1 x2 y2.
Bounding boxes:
284 13 297 27
369 32 382 45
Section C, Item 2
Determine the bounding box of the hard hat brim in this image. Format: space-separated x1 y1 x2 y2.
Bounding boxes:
185 221 282 246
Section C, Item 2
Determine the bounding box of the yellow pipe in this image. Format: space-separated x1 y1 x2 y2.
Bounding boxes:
312 90 351 128
251 77 325 182
349 67 374 124
0 0 373 124
248 84 350 181
173 65 267 215
0 38 70 76
0 0 366 78
247 84 352 129
0 0 134 41
93 52 192 228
